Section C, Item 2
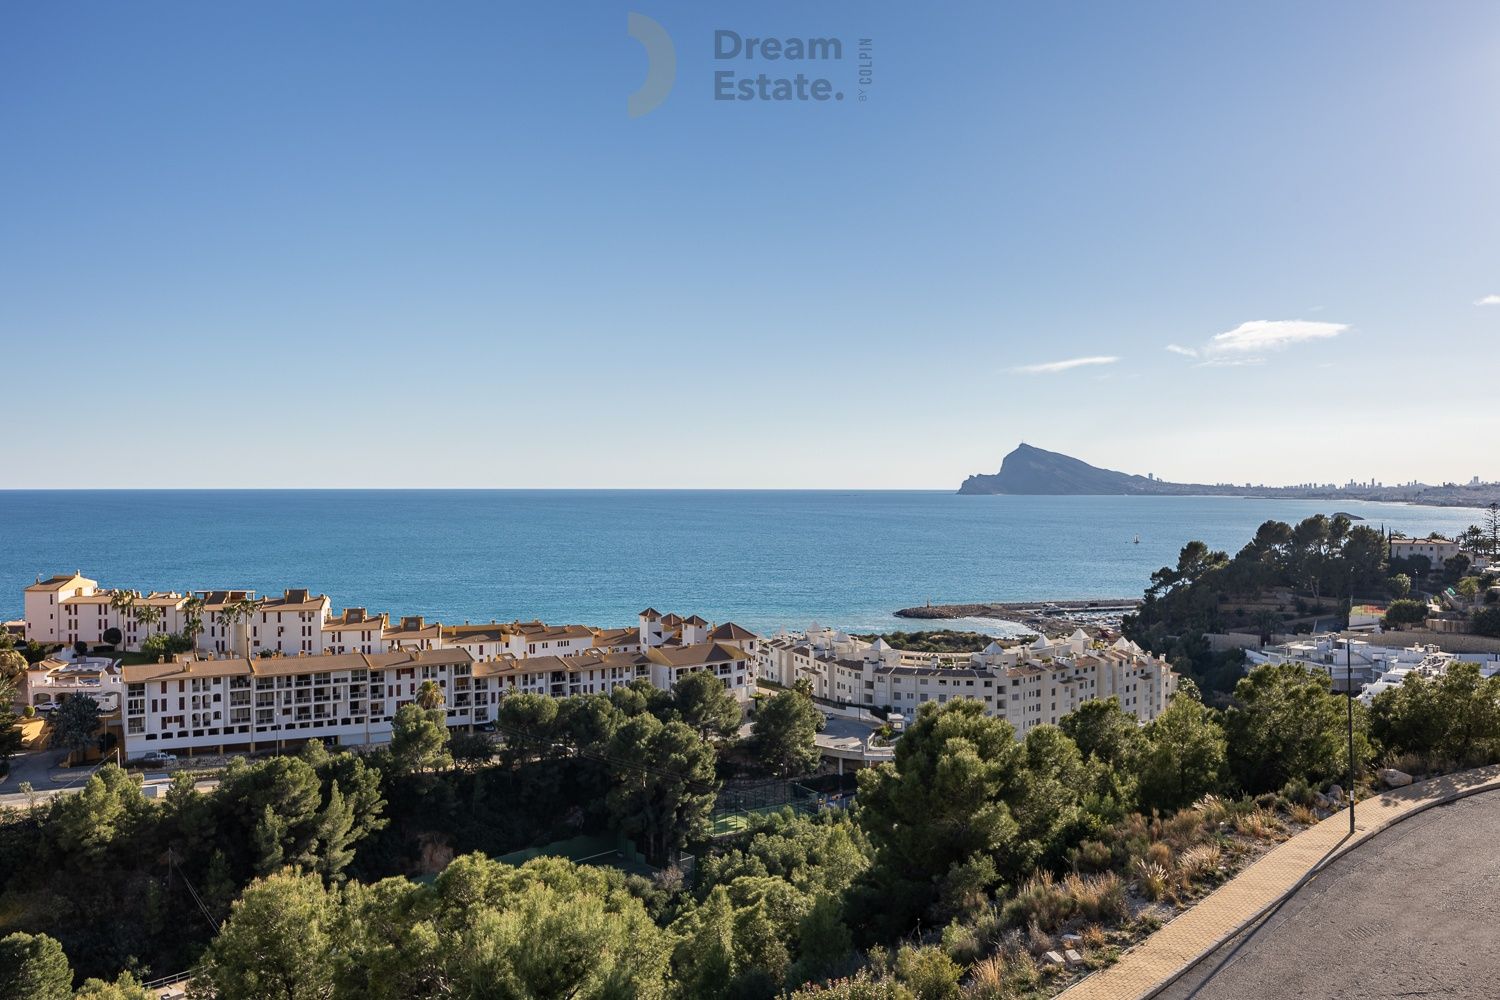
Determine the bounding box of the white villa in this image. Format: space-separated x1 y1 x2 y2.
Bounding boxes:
758 625 1176 737
1388 535 1465 566
20 655 126 713
1244 634 1500 701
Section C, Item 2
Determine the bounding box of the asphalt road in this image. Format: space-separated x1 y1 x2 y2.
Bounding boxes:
1158 789 1500 1000
0 747 69 793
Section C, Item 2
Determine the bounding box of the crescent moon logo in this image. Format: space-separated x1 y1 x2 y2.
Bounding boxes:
627 12 676 118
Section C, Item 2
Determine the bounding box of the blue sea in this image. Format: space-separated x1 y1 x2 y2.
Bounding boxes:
0 491 1485 635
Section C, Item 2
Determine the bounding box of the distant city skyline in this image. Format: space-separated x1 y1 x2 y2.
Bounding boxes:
2 1 1498 489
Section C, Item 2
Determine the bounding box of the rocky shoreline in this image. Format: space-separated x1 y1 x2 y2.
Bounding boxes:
894 598 1141 634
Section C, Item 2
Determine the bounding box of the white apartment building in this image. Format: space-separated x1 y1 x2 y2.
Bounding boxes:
1245 634 1500 699
121 646 476 756
23 573 97 644
384 615 443 650
439 620 598 661
121 633 757 756
191 590 259 656
21 574 763 756
23 573 194 651
24 576 762 676
760 626 1177 737
322 608 390 655
474 640 755 703
252 588 332 656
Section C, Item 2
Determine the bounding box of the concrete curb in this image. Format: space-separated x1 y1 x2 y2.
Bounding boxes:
1135 774 1500 1000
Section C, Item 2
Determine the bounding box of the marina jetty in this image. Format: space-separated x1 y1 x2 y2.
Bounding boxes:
894 598 1141 633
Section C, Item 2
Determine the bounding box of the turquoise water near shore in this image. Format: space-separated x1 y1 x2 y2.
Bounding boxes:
0 491 1483 635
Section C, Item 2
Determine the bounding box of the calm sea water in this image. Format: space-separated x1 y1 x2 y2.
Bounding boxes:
0 491 1484 635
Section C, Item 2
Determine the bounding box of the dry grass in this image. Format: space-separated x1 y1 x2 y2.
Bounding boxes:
1003 872 1072 932
1146 841 1174 869
1026 918 1055 956
1159 810 1205 850
1177 843 1223 883
1384 751 1434 777
1117 813 1151 842
1080 923 1109 950
963 956 1009 1000
1288 803 1320 827
1133 859 1170 902
1063 872 1128 924
1193 793 1231 826
1233 807 1285 841
963 948 1041 1000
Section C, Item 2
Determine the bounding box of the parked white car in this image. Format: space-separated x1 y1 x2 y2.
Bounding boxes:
137 750 178 766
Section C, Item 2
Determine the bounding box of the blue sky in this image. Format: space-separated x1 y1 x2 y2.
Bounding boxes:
3 1 1498 488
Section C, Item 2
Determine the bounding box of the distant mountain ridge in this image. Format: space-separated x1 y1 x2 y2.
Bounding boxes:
958 444 1500 508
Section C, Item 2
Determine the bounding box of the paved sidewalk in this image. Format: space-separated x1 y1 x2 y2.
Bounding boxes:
1057 764 1500 1000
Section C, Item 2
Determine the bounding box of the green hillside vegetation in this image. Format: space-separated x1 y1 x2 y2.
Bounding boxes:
8 653 1500 999
1123 515 1391 696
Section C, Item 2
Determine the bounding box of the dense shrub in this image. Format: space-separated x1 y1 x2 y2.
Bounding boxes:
1370 662 1500 769
1382 599 1429 628
1473 607 1500 637
1223 663 1373 794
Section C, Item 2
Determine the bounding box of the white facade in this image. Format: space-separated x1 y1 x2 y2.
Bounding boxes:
1389 535 1464 566
28 572 763 755
1245 634 1500 701
321 608 390 655
121 647 477 756
22 656 125 713
24 573 98 644
761 627 1177 738
251 589 331 656
121 636 757 757
23 574 195 652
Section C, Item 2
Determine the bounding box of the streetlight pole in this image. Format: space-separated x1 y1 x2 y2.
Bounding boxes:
1347 638 1355 835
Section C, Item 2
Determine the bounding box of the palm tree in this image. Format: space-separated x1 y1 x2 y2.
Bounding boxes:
108 590 136 649
132 599 164 638
416 679 446 712
181 595 205 648
218 597 264 658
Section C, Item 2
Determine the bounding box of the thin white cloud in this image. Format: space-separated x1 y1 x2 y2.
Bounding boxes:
1208 319 1347 354
1168 319 1348 367
1476 294 1500 306
1010 355 1120 375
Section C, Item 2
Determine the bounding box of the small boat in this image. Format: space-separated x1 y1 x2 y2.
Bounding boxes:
1133 534 1140 545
